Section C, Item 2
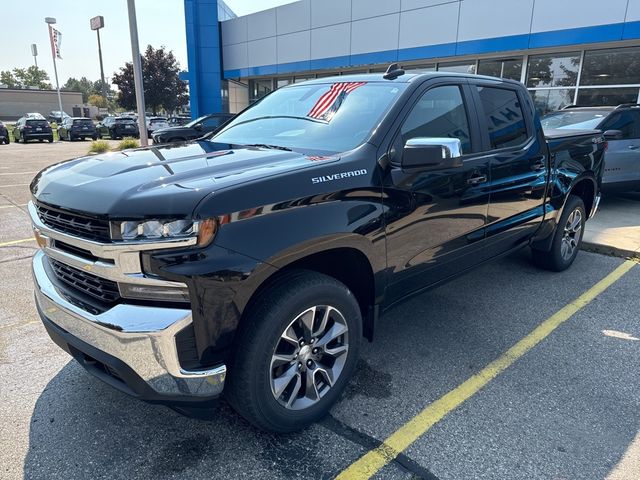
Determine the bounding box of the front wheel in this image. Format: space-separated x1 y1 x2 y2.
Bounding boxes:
532 194 585 272
225 271 361 432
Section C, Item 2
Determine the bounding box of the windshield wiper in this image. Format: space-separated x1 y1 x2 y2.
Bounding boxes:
244 143 292 151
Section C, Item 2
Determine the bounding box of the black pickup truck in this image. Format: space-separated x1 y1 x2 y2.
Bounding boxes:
30 66 605 432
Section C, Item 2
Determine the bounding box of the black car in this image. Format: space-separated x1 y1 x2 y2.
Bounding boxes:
13 117 53 143
30 69 605 432
151 113 234 143
58 117 98 141
48 111 70 124
0 121 9 144
97 116 139 139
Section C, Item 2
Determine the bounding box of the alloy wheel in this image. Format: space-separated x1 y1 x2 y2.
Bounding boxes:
270 305 349 410
561 208 582 260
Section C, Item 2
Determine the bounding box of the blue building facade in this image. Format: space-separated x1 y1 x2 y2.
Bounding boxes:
185 0 640 115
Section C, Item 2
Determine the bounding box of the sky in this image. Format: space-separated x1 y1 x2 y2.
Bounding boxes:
0 0 294 87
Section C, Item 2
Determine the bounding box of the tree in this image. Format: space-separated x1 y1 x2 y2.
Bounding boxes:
0 66 51 89
112 45 188 114
63 77 95 103
88 94 108 108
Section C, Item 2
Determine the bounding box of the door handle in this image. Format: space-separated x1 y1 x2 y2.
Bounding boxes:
467 174 487 185
628 145 640 150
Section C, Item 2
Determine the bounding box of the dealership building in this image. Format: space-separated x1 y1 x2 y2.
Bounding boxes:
184 0 640 116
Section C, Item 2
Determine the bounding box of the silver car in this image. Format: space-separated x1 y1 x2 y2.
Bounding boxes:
541 105 640 192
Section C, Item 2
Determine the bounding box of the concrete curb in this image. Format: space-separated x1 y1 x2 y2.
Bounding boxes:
581 241 640 260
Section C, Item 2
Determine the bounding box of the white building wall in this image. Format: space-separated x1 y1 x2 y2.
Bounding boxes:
220 0 640 76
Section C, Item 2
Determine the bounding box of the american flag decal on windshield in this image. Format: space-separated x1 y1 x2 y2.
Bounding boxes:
307 82 366 120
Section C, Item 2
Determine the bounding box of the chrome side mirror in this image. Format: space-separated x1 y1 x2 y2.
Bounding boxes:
401 137 463 172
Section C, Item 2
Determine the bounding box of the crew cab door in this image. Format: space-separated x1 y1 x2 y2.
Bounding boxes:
384 80 491 301
470 81 548 249
599 109 640 187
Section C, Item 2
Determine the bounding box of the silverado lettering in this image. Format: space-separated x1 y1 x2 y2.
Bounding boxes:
311 169 368 184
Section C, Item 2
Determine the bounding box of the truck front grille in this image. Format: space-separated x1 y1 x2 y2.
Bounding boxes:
36 202 111 242
50 259 121 303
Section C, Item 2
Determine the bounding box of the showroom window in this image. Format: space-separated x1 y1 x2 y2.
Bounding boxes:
249 79 273 103
580 46 640 86
438 61 476 74
477 58 523 81
577 88 640 107
526 52 581 88
529 89 575 115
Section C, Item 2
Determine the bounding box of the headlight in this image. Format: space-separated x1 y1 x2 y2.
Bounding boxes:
116 218 217 246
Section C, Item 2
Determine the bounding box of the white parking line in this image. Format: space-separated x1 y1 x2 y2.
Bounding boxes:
0 172 37 176
0 203 28 209
0 183 30 188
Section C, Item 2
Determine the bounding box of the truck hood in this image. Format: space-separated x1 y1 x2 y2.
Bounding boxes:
31 140 336 218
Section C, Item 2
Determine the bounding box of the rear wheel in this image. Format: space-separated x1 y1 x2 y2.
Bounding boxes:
225 271 361 432
532 194 585 272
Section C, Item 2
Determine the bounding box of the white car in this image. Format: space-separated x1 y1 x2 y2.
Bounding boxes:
146 117 169 133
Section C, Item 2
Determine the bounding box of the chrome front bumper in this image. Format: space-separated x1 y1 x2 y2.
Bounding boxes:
32 251 226 401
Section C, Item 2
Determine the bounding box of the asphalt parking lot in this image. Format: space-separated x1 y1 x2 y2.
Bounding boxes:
1 141 639 480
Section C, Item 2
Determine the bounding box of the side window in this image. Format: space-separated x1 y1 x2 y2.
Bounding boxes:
601 111 640 139
400 85 472 154
476 86 529 149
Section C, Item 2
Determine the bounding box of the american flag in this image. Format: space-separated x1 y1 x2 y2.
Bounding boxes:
307 82 366 120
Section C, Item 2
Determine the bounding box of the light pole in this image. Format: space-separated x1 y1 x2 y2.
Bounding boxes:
31 44 38 68
126 0 148 146
90 16 108 101
44 17 64 120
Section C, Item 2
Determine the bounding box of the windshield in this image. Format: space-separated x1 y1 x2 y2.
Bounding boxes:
541 110 608 130
212 82 407 153
115 118 135 124
186 115 209 128
73 119 93 126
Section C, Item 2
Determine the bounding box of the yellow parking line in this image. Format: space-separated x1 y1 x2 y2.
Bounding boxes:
336 259 637 480
0 237 35 247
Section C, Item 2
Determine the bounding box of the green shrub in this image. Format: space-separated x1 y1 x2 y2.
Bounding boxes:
116 137 140 150
88 140 110 154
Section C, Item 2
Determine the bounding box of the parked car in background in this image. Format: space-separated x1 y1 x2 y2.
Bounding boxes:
58 117 98 141
151 113 234 143
26 112 46 120
97 116 139 139
146 117 169 134
48 111 70 124
0 121 9 144
167 116 191 127
541 104 640 192
12 116 53 143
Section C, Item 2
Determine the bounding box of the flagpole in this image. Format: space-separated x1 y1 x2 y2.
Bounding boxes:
45 18 64 122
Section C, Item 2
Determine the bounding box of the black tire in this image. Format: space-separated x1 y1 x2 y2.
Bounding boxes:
92 135 98 141
48 137 54 143
39 139 44 142
532 195 586 272
225 270 362 433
